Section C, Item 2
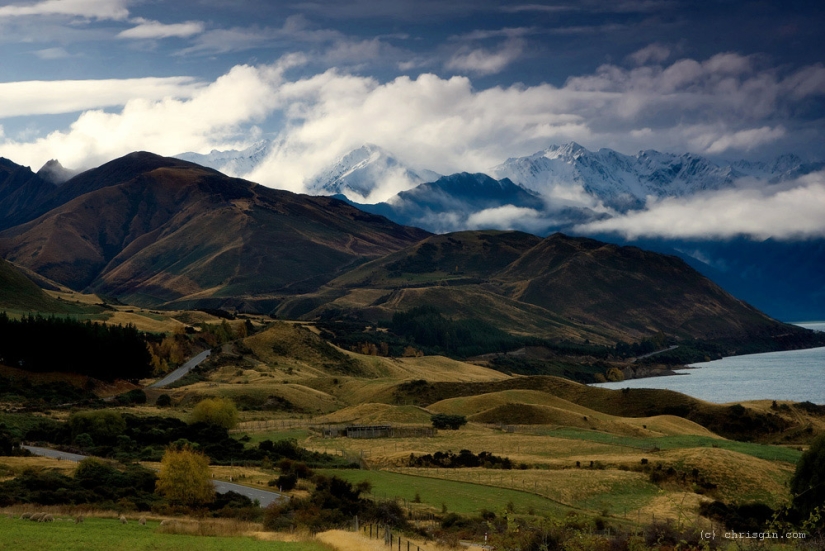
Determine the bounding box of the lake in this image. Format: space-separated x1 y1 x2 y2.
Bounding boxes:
591 322 825 405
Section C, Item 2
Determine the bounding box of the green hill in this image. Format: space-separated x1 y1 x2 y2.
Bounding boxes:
0 258 75 313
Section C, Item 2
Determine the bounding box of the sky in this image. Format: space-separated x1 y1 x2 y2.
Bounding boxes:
0 0 824 240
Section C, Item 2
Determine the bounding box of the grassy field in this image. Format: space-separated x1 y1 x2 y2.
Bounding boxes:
316 468 574 516
538 428 803 463
0 516 329 551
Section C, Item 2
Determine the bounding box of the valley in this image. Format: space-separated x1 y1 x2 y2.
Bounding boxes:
1 150 823 551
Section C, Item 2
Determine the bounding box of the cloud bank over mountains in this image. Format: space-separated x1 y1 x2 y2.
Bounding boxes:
1 51 823 186
576 171 825 240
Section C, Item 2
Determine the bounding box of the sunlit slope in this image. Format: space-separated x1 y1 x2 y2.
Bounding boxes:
0 152 429 309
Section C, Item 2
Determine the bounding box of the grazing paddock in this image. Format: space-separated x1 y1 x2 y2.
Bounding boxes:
315 468 573 516
0 516 329 551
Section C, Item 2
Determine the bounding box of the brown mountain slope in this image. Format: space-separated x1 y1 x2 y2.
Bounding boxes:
302 231 791 343
0 152 429 310
0 158 58 231
497 234 781 340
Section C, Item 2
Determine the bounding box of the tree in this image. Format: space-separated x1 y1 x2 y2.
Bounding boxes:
155 445 214 508
68 410 126 445
431 413 467 430
189 397 238 429
791 434 825 521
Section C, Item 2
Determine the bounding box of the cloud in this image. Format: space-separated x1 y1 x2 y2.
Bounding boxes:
501 4 574 13
0 59 304 169
0 77 203 118
445 38 525 75
118 18 205 39
0 0 130 20
466 205 547 231
700 126 787 154
1 51 823 198
33 47 71 59
628 43 670 65
575 172 825 240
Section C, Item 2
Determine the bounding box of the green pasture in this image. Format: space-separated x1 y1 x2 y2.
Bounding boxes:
317 468 573 516
0 517 326 551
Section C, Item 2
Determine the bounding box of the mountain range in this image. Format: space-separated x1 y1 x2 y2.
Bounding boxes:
171 141 824 321
0 150 817 351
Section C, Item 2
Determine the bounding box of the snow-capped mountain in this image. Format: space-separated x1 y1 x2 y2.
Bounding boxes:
304 144 440 203
175 140 273 177
490 142 816 212
337 172 606 234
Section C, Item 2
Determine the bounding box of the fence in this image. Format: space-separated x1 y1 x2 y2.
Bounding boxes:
361 521 427 551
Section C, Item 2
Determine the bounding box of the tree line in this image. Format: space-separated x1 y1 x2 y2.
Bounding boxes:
0 313 151 381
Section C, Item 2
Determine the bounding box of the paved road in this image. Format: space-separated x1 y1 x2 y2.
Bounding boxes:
23 445 286 507
631 345 679 363
23 445 87 462
213 480 286 507
149 349 211 388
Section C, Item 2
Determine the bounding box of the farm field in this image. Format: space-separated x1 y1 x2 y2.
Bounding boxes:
315 468 574 516
0 516 328 551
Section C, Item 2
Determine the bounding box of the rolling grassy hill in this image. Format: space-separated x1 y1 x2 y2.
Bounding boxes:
0 257 91 314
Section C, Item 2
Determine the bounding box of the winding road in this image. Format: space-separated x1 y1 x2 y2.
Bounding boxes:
22 445 286 508
148 349 212 388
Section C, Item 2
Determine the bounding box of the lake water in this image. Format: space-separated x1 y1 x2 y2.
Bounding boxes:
591 322 825 405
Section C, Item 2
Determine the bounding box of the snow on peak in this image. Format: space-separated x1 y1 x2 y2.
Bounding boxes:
491 144 811 212
174 140 273 177
305 144 440 203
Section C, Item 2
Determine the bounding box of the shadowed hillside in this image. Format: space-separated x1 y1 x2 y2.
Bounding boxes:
294 231 803 344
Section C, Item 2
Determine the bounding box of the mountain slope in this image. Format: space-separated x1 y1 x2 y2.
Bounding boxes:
0 158 58 232
0 257 77 313
305 144 440 202
498 234 779 340
308 231 794 343
175 140 273 177
340 172 553 233
0 152 430 310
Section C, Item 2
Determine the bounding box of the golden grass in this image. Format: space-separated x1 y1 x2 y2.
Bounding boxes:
428 390 717 438
657 447 794 507
103 310 186 333
316 529 450 551
315 403 432 425
156 518 262 537
0 456 78 478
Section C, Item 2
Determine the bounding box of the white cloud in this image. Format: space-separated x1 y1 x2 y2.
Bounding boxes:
575 172 825 240
0 52 823 200
0 59 303 169
118 18 205 39
445 38 525 76
0 77 202 118
33 47 71 59
700 126 787 154
466 205 546 230
628 43 670 65
0 0 130 20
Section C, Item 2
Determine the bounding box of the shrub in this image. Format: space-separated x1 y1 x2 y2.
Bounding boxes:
189 397 238 430
155 445 215 508
68 410 126 445
431 413 467 430
156 394 172 407
791 433 825 521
